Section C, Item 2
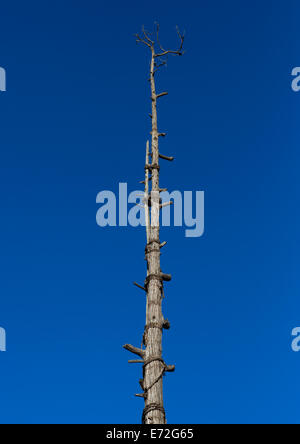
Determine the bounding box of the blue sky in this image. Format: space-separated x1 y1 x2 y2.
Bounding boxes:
0 0 299 424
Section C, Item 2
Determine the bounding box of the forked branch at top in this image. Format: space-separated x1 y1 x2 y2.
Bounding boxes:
135 23 185 60
154 23 185 58
135 25 154 48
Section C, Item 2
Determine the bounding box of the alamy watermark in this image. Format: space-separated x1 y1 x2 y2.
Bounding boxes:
291 328 300 352
290 69 300 351
1 68 8 349
0 327 6 352
291 67 300 92
0 67 6 92
96 183 204 238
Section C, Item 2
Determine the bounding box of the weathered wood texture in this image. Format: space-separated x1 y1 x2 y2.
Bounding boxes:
124 25 185 425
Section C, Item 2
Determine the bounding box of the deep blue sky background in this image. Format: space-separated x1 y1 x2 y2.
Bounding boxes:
0 0 299 424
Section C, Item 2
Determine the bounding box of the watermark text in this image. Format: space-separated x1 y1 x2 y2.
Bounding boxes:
291 67 300 92
291 327 300 352
96 183 204 238
0 327 6 352
0 67 6 92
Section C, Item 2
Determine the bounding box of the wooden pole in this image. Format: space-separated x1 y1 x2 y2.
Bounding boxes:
124 24 185 424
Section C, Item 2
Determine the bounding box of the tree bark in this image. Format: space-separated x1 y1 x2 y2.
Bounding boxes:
142 48 165 424
124 25 184 424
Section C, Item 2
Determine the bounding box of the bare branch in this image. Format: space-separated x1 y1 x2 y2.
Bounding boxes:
156 92 168 99
176 25 185 51
154 26 185 58
155 22 167 53
134 282 146 291
165 364 175 372
154 59 167 69
159 154 174 161
142 25 154 45
160 201 174 209
153 57 167 74
135 393 147 398
136 23 185 58
123 344 145 358
155 49 184 58
161 273 172 282
135 33 152 48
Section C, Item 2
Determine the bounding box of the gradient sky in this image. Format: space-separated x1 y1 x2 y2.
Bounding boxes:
0 0 299 424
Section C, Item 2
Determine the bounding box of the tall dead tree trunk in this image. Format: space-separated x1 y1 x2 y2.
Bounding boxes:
124 24 185 425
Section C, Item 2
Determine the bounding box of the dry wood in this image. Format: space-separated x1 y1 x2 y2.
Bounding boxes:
125 24 185 425
133 282 146 292
159 154 174 161
156 92 169 99
123 344 145 358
